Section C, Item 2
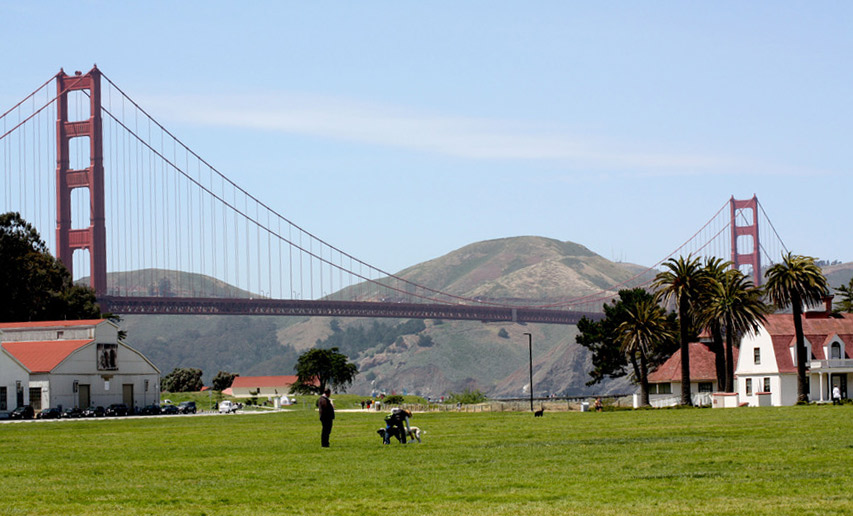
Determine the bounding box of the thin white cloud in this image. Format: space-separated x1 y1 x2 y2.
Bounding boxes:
140 92 824 177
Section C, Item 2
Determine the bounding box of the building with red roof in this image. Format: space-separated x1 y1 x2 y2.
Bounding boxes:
230 375 301 398
645 297 853 407
736 298 853 406
0 319 160 413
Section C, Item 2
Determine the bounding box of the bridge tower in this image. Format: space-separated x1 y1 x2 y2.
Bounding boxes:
730 195 761 286
55 66 107 295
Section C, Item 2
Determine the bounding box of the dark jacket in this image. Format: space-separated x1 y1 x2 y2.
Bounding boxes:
317 394 335 421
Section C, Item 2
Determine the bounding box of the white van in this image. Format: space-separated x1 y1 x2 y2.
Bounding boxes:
219 400 238 414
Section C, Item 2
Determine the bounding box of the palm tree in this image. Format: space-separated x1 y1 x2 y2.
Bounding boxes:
700 269 770 392
697 257 731 390
653 255 705 405
616 298 675 407
764 252 829 403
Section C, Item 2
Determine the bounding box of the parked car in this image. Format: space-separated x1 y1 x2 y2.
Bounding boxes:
178 401 197 414
218 400 238 414
160 404 180 415
105 403 130 417
139 404 161 416
0 411 10 420
37 407 62 419
62 407 83 418
81 406 105 418
10 405 35 420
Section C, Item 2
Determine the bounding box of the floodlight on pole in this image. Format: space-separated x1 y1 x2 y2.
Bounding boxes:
524 332 533 412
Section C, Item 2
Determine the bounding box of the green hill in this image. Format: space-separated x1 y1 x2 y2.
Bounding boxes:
114 237 655 396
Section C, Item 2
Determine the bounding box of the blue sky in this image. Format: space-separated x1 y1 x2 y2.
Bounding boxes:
3 2 851 274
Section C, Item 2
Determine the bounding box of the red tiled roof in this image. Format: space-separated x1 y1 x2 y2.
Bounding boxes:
648 341 737 383
762 313 853 373
0 319 105 330
231 375 299 389
2 340 92 373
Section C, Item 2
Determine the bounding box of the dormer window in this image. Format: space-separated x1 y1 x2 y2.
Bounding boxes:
831 342 842 360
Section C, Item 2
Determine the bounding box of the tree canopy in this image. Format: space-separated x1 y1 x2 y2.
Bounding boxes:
291 347 358 394
0 212 102 322
212 371 239 391
577 288 678 392
161 367 204 393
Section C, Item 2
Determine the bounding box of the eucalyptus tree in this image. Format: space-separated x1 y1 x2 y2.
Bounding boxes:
654 255 706 405
700 269 770 392
764 253 829 403
616 297 676 407
834 278 853 314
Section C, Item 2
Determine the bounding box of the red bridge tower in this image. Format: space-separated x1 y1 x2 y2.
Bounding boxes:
55 66 107 295
730 195 761 286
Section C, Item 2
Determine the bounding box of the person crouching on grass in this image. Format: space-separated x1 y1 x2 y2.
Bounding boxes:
383 408 412 444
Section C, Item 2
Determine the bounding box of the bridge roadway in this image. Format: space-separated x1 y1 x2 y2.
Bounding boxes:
97 296 603 325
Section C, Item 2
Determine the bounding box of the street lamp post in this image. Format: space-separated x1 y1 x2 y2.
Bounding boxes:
524 332 533 412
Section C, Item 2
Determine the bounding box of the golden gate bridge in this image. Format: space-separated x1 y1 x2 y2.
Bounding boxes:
0 66 788 324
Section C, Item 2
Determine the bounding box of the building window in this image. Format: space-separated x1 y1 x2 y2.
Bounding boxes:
746 378 753 396
698 382 713 393
754 348 761 365
658 383 671 394
0 386 6 410
763 377 771 393
831 342 842 360
56 330 64 339
97 343 118 371
29 387 42 411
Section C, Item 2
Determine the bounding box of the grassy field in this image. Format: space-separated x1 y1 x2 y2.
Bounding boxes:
1 403 852 515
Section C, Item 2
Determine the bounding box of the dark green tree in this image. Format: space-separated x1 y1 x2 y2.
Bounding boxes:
212 371 239 391
765 252 829 403
0 212 101 322
161 367 204 392
653 255 706 405
577 288 678 388
834 278 853 314
616 297 676 407
291 347 358 394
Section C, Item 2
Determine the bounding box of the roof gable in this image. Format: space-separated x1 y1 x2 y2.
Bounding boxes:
2 340 92 373
0 319 106 330
648 342 734 383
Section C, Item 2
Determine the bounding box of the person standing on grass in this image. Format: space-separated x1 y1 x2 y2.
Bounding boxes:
317 388 335 448
833 385 842 405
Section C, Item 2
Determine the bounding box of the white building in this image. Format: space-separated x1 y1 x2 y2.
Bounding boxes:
0 319 160 412
736 298 853 406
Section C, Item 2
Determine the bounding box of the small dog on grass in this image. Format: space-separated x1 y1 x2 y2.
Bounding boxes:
534 407 545 417
377 426 424 443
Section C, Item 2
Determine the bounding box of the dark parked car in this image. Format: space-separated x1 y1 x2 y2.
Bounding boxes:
160 404 180 415
10 405 35 420
81 406 105 417
37 407 62 419
105 403 130 417
0 411 10 420
178 401 197 414
140 404 161 416
62 407 83 418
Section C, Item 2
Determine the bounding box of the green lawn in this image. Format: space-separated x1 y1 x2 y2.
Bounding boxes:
1 405 852 515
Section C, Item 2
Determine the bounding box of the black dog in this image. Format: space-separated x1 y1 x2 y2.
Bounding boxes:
534 407 545 417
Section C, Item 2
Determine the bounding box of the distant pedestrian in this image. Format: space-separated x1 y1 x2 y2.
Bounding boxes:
361 400 365 410
316 388 335 448
833 385 842 405
594 397 603 412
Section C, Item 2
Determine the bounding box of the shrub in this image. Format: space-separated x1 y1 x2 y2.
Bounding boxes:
446 388 487 405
